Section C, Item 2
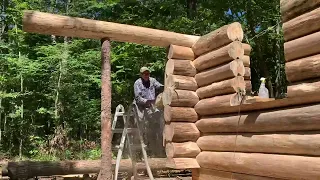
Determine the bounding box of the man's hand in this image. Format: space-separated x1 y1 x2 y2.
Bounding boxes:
145 99 155 107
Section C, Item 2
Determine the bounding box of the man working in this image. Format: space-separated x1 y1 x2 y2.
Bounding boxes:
134 67 164 108
132 66 165 158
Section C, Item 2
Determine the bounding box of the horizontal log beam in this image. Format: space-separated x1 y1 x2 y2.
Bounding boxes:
166 142 200 158
164 122 200 143
23 10 199 47
163 88 199 107
285 54 320 82
196 76 245 99
280 0 320 22
168 44 195 60
164 106 198 123
4 158 168 179
166 158 200 170
193 41 244 72
195 60 245 87
284 31 320 61
194 80 320 115
195 103 320 133
197 133 320 156
192 22 243 56
283 7 320 41
193 168 281 180
196 151 320 179
166 75 198 91
165 59 196 77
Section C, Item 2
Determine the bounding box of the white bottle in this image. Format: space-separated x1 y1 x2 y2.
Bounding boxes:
258 77 269 98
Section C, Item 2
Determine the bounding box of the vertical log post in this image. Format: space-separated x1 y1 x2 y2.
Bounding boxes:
99 38 112 180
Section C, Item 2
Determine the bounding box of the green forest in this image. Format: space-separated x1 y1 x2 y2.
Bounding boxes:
0 0 286 161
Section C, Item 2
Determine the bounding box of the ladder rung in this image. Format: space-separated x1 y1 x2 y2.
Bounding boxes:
112 128 138 133
115 112 124 116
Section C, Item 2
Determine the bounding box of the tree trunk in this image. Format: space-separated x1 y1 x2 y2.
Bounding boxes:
195 60 245 87
164 106 198 123
23 11 199 48
165 59 196 77
280 0 320 22
166 75 198 91
168 44 194 60
284 31 320 61
195 103 320 133
283 7 320 41
197 133 320 156
99 38 112 180
165 142 200 158
196 76 245 99
193 41 244 71
285 54 320 82
192 22 243 56
197 151 320 179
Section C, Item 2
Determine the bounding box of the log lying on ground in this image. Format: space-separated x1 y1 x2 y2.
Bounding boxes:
283 7 320 41
195 60 245 87
244 67 251 80
284 31 320 61
197 133 320 156
192 22 244 56
193 168 281 180
242 43 252 55
195 103 320 133
196 76 245 99
166 158 200 169
23 11 199 47
195 80 320 115
164 122 200 142
163 88 199 107
168 44 195 60
164 106 198 123
193 41 244 71
4 158 168 179
166 142 201 158
196 151 320 179
280 0 320 22
241 55 250 67
285 54 320 82
165 59 196 77
166 74 198 91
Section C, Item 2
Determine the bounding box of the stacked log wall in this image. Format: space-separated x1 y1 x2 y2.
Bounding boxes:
192 1 320 179
163 44 200 169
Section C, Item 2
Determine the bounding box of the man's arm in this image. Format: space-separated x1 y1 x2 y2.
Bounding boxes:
152 78 164 92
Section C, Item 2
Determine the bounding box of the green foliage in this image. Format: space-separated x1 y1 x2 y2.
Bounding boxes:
0 0 285 160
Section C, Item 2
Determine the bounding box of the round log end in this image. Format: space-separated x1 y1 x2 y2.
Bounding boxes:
165 143 174 158
228 41 244 60
227 22 244 42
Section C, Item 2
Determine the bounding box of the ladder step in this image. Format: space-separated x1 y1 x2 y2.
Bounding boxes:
112 128 138 133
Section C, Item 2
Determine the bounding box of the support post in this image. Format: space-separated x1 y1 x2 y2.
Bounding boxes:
99 38 112 180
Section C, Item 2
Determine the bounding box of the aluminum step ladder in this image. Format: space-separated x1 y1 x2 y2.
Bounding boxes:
112 104 154 180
